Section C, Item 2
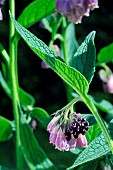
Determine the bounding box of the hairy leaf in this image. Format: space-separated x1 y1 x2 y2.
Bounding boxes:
71 31 96 83
67 133 110 169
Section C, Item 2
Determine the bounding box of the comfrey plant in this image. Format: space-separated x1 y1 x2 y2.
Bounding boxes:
0 0 113 170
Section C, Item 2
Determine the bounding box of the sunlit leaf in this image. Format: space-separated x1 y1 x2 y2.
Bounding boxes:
18 0 56 28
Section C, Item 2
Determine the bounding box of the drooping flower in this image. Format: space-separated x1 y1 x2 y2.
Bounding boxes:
56 0 99 24
47 112 89 151
0 0 6 21
99 69 113 93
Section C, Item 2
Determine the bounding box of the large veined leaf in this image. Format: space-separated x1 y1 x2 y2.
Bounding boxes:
0 116 13 142
17 0 56 28
97 43 113 64
67 133 110 169
71 31 96 84
20 121 55 170
10 14 89 98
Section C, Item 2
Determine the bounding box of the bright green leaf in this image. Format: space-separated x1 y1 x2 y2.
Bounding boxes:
20 122 55 170
0 116 13 142
17 0 56 28
10 14 89 98
67 133 110 170
30 107 51 129
71 31 96 83
97 43 113 64
86 123 101 143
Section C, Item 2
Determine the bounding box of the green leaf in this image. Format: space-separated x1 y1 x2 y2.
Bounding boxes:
0 72 35 108
76 159 99 170
86 123 101 143
30 107 51 129
82 114 96 126
61 23 79 64
19 88 35 108
67 133 110 170
10 14 89 98
90 95 113 115
17 0 56 28
97 43 113 64
71 31 96 83
0 116 13 142
20 122 55 170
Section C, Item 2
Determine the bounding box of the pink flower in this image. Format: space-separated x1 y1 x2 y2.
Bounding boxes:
47 115 60 132
0 0 6 21
47 112 89 151
0 8 3 21
77 134 88 148
99 69 113 94
56 0 99 24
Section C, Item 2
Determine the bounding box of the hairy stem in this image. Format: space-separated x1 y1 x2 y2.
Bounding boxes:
84 96 113 153
9 0 23 168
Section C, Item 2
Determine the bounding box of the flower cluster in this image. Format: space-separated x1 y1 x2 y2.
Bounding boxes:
0 0 6 21
47 112 89 151
56 0 99 24
99 69 113 94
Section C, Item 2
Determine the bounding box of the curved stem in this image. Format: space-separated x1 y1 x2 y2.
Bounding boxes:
84 96 113 153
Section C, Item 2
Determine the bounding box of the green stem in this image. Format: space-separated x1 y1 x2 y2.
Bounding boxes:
61 18 73 102
84 96 113 153
9 0 23 169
